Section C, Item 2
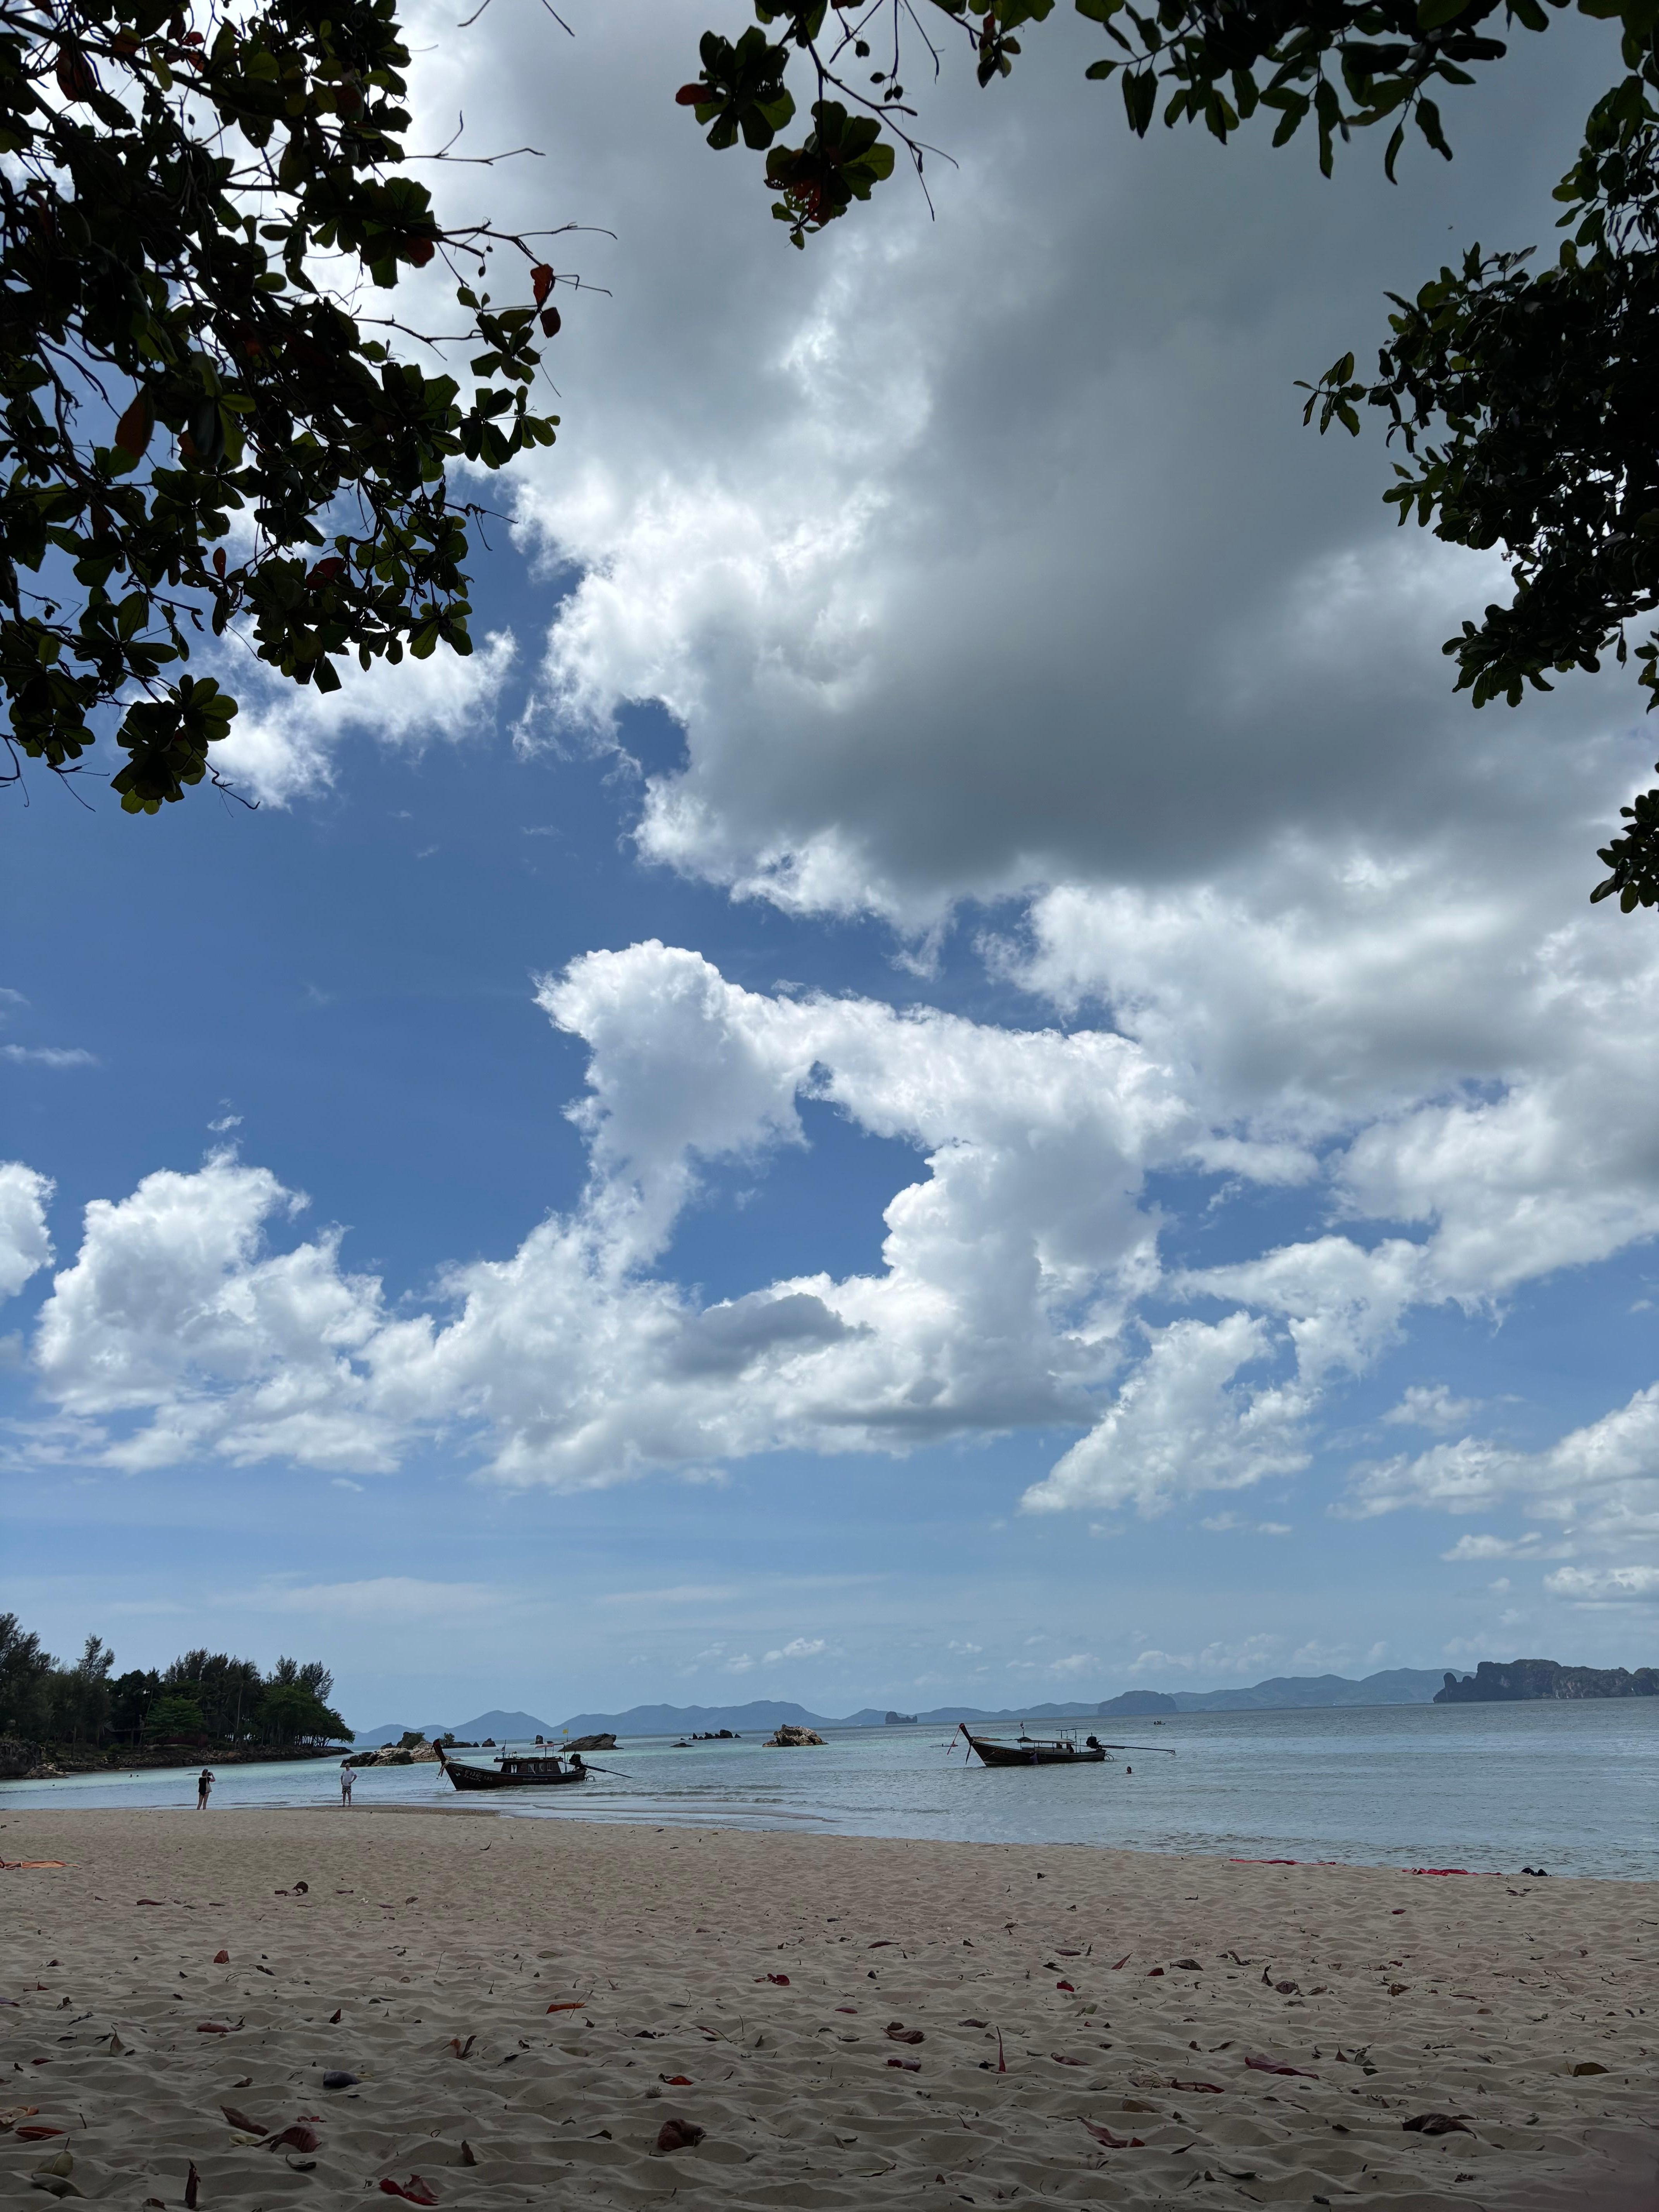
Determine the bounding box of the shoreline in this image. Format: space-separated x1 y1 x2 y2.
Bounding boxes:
2 1810 1653 2210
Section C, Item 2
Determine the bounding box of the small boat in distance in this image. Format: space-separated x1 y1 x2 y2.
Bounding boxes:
954 1723 1177 1768
437 1742 590 1792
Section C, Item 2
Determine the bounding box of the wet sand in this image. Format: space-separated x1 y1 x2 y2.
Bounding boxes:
1 1808 1653 2209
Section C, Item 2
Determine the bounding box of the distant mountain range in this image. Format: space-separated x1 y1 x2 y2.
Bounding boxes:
352 1709 556 1748
349 1668 1447 1742
1101 1668 1447 1714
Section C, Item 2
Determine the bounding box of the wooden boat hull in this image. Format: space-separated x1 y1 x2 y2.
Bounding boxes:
441 1757 589 1791
962 1733 1107 1767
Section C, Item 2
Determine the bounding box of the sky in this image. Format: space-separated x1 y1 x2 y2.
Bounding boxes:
4 0 1659 1734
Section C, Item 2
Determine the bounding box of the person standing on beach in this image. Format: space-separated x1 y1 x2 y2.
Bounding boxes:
340 1759 355 1806
197 1767 214 1809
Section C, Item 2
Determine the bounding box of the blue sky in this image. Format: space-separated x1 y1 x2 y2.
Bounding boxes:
3 0 1658 1732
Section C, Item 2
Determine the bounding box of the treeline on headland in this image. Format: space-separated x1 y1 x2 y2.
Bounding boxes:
0 1611 348 1776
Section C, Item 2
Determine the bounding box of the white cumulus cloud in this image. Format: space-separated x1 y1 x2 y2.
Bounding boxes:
0 1164 53 1303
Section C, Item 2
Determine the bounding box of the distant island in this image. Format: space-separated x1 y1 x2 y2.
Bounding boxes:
351 1666 1453 1744
1436 1658 1658 1702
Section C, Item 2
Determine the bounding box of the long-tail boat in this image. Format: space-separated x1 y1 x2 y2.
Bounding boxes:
437 1742 589 1792
954 1723 1176 1768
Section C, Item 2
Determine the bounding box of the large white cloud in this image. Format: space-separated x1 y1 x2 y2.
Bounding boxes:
1349 1385 1659 1556
215 630 518 807
433 0 1628 928
25 947 1199 1483
0 1164 52 1304
12 910 1659 1570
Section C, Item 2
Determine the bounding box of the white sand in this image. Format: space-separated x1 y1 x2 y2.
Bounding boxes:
1 1808 1654 2209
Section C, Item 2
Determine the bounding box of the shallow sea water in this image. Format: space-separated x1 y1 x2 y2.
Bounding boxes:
3 1700 1654 1876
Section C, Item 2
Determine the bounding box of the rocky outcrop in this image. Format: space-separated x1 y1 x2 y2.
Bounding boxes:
765 1724 825 1747
0 1739 49 1780
561 1734 617 1753
351 1737 444 1765
884 1712 918 1725
1436 1659 1659 1702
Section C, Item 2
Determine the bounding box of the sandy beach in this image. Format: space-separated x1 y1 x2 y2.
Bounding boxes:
0 1808 1652 2210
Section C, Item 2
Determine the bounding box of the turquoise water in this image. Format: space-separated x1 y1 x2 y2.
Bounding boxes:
3 1700 1654 1877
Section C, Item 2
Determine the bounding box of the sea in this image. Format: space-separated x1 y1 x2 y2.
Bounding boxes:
2 1701 1654 1879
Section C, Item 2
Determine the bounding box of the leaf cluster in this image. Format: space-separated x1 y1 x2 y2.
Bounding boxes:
2 0 565 807
1297 20 1659 899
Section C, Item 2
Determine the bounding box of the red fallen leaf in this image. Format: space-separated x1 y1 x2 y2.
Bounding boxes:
1056 1979 1076 1992
380 2178 439 2204
766 1974 790 1985
185 2160 200 2208
15 2126 64 2141
1171 2080 1225 2094
997 2028 1006 2074
884 2025 924 2044
546 2002 582 2013
1403 2113 1473 2136
1111 1954 1131 1969
136 1899 165 1906
835 2006 857 2014
660 2075 692 2086
222 2106 266 2133
539 306 562 338
266 2123 322 2153
868 1940 897 1948
1147 1967 1164 1977
655 2117 705 2152
886 2057 921 2071
448 2035 475 2058
530 263 554 305
329 2009 342 2024
1082 2120 1145 2149
1244 2054 1317 2078
673 82 706 103
459 2142 476 2167
1051 2053 1085 2066
213 1949 230 1964
197 2021 240 2034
